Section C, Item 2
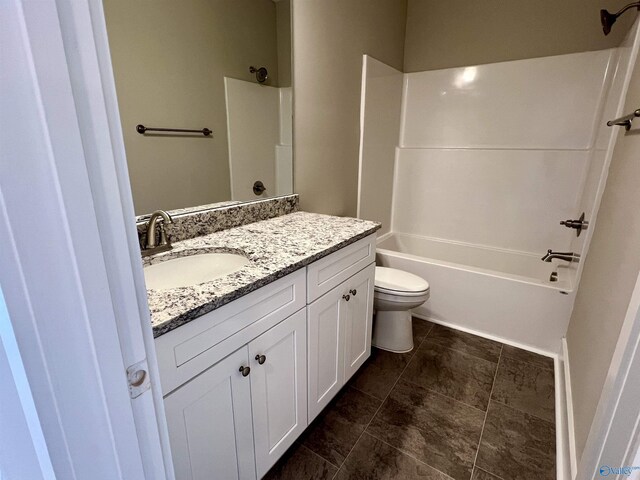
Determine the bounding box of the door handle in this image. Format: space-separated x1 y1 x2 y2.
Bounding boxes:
255 354 266 365
239 365 251 377
342 294 350 302
349 289 357 296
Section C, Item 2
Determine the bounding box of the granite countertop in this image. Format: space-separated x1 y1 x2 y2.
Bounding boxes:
146 212 381 337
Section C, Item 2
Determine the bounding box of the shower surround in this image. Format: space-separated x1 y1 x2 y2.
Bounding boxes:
359 44 637 353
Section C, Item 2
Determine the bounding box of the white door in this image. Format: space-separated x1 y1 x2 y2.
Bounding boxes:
249 309 308 478
307 285 347 421
164 348 256 480
343 264 375 382
2 0 169 477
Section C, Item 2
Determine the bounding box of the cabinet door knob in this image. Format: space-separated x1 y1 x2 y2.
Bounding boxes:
342 294 350 302
239 365 251 377
349 289 357 296
255 354 266 365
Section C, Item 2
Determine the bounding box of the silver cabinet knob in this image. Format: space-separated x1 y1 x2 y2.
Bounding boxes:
349 289 357 296
239 365 251 377
255 354 266 365
342 294 350 302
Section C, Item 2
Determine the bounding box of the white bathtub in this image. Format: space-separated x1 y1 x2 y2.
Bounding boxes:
376 233 576 353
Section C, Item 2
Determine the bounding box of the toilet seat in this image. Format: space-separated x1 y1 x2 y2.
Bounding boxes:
374 288 430 306
375 267 430 297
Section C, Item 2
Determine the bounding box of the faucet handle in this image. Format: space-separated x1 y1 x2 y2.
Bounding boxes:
560 212 588 237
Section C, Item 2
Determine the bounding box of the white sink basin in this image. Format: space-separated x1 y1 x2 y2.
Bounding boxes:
144 252 250 290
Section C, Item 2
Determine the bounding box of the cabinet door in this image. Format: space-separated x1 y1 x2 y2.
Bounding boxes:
164 347 256 480
249 309 307 478
307 285 346 422
343 263 375 382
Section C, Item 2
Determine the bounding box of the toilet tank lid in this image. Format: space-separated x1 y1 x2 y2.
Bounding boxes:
375 267 429 293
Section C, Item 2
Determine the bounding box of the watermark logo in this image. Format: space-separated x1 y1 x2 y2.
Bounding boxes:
599 465 640 477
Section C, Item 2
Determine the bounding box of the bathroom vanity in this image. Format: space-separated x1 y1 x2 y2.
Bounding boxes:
148 211 379 479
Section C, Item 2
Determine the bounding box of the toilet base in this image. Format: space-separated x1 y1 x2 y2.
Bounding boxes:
372 310 414 353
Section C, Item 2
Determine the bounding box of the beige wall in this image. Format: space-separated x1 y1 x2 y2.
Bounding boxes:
292 0 407 216
104 0 280 215
566 44 640 459
404 0 635 72
276 0 292 88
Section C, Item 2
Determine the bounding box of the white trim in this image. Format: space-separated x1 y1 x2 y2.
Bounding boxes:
1 0 171 477
0 288 55 480
562 338 578 479
1 0 144 476
54 0 174 476
389 147 401 234
554 353 572 480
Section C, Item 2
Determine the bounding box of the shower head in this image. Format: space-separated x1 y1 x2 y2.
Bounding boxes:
600 8 618 35
600 2 640 35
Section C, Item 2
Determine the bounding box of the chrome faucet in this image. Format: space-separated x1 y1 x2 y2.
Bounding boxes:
541 249 580 263
143 210 173 256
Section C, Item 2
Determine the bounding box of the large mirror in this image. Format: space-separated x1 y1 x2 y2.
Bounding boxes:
103 0 293 216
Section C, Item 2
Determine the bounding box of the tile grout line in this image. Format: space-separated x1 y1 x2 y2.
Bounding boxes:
330 321 435 479
421 337 502 367
299 443 342 470
491 353 557 425
364 431 455 479
471 344 504 478
405 322 504 414
348 384 385 402
399 375 489 415
472 466 507 480
426 324 554 371
423 324 503 362
501 346 555 371
489 398 557 427
504 357 555 372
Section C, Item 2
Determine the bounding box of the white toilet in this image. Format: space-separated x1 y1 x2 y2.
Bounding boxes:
372 267 430 353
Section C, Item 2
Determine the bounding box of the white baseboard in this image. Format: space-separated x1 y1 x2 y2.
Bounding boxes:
562 338 578 479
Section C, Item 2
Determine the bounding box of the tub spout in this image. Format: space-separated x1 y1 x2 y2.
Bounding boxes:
541 249 580 263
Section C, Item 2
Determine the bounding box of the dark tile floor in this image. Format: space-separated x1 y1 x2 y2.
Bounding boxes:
265 319 556 480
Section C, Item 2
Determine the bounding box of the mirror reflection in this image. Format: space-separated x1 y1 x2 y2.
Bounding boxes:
103 0 293 216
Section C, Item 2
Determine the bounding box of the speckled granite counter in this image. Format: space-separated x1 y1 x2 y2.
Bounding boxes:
147 212 380 337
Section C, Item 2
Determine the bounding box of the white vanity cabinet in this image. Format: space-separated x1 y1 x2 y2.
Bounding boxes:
164 347 256 480
249 309 307 477
342 263 375 381
156 234 376 479
306 236 376 421
163 308 307 480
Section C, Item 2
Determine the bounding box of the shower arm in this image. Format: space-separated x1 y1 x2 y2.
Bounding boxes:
613 2 640 18
602 2 640 35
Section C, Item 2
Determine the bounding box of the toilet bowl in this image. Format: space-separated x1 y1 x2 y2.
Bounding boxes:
372 267 430 353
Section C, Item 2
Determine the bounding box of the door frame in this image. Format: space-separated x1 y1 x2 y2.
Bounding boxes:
1 0 172 477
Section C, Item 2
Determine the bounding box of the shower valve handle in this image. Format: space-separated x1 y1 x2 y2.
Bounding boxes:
560 212 588 237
